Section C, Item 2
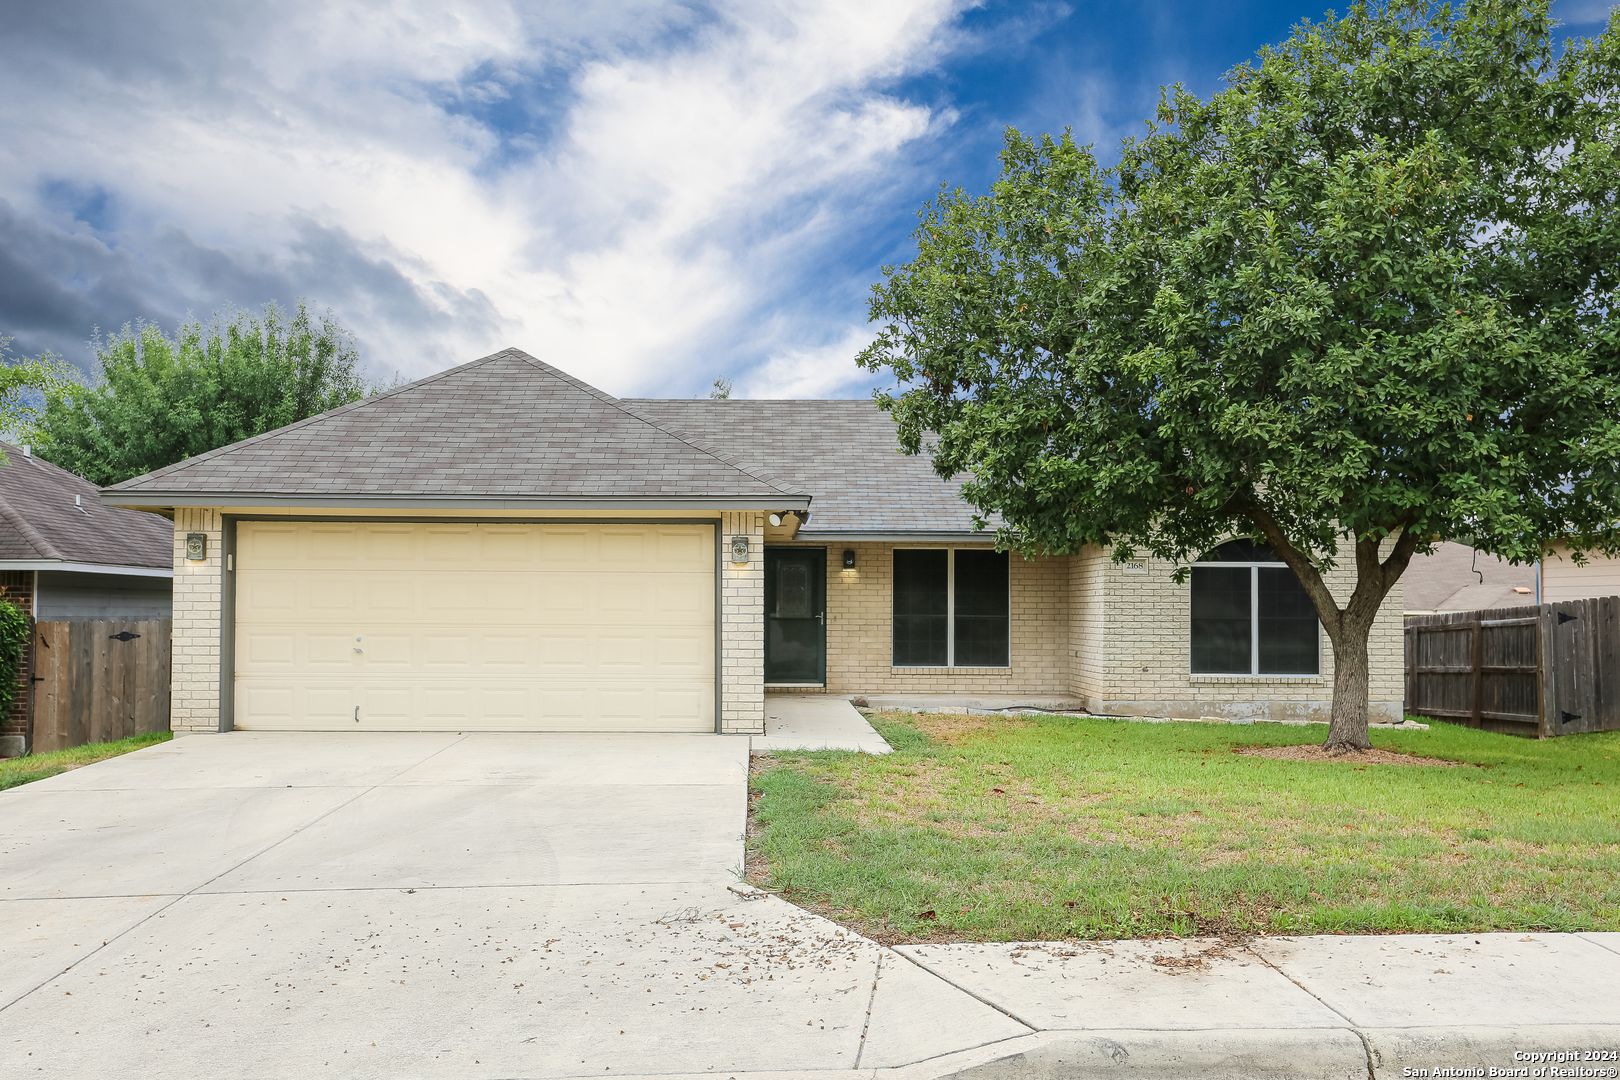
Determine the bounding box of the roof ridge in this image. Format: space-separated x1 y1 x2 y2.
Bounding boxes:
621 398 878 406
506 353 807 498
8 442 97 491
107 350 517 491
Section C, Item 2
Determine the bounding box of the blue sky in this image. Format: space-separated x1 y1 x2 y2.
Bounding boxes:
1 0 1612 398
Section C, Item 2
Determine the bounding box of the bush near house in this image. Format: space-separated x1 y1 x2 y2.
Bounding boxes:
747 713 1620 942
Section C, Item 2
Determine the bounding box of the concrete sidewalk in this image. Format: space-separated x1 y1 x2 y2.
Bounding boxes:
884 931 1620 1079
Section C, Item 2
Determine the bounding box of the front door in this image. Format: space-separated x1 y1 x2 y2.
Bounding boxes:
764 548 825 684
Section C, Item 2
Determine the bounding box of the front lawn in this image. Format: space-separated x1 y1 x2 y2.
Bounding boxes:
0 731 172 791
746 713 1620 942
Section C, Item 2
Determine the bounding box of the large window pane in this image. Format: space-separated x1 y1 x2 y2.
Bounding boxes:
954 550 1009 667
1257 567 1319 674
1191 566 1252 673
893 549 948 666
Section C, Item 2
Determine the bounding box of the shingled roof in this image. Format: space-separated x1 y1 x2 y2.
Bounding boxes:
107 350 806 508
0 443 171 570
625 399 984 536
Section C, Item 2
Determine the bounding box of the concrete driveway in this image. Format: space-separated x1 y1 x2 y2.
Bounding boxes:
0 731 1021 1078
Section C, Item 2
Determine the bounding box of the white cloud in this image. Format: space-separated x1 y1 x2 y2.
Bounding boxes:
0 0 970 395
735 326 878 398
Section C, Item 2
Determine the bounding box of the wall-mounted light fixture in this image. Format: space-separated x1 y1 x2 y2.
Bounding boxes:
842 549 857 570
730 535 750 564
185 533 208 561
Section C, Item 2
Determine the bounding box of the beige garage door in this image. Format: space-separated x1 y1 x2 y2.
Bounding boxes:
234 521 715 731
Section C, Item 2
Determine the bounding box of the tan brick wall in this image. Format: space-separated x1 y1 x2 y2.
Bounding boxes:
1071 543 1405 723
171 508 223 733
770 541 1070 696
1067 549 1106 701
719 512 765 734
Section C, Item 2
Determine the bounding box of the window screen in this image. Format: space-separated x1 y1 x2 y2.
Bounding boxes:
954 550 1009 667
1190 566 1252 674
893 549 948 666
1258 567 1319 675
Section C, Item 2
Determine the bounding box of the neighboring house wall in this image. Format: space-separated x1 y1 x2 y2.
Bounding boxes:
171 508 224 734
773 542 1071 697
1070 544 1405 723
1541 545 1620 605
0 570 33 755
35 570 172 619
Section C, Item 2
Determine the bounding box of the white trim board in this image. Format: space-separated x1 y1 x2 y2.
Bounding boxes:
0 560 173 578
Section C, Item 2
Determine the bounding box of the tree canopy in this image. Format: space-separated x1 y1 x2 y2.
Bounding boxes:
0 339 83 451
857 0 1620 749
37 301 375 486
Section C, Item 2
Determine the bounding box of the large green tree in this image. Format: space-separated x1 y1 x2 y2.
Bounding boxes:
0 339 83 450
859 1 1620 751
38 301 374 486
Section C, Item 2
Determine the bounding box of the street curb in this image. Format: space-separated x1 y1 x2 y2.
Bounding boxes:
889 1028 1368 1080
877 1025 1620 1080
1364 1025 1620 1079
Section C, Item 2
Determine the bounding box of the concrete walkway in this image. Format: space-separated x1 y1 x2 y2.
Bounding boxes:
757 694 893 753
3 733 1617 1078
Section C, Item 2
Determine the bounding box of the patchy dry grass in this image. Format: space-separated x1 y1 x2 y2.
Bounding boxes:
746 712 1620 943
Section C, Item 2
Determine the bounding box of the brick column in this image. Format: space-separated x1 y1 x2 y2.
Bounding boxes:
171 508 224 733
0 570 33 756
719 511 764 734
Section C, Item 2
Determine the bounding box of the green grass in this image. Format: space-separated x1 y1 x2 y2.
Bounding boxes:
0 732 172 791
746 712 1620 942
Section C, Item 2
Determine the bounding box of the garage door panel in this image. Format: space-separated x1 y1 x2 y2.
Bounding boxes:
234 521 715 732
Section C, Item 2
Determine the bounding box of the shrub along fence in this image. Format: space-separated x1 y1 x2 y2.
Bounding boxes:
31 620 172 752
1404 597 1620 738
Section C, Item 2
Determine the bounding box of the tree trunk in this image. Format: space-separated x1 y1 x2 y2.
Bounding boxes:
1323 617 1375 753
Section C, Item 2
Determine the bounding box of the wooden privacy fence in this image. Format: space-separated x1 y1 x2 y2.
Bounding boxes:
1404 597 1620 738
31 620 172 752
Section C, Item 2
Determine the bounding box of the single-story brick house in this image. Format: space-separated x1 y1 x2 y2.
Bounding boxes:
101 348 1404 736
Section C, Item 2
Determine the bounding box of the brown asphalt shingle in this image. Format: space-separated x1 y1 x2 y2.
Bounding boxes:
110 350 801 499
0 443 171 568
626 398 984 534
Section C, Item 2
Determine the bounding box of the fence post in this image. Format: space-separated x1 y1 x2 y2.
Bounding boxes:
1470 616 1484 729
1536 604 1555 739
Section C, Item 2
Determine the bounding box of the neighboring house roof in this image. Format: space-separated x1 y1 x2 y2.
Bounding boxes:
0 443 171 573
105 350 807 510
1402 541 1536 613
624 399 983 537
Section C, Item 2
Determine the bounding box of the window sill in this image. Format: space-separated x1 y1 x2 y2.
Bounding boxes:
892 666 1013 673
765 682 825 688
1189 674 1321 682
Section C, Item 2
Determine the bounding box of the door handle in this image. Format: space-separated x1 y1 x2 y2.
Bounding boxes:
816 612 824 624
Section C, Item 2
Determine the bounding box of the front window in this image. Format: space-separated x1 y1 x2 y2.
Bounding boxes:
893 548 1010 667
1190 541 1319 675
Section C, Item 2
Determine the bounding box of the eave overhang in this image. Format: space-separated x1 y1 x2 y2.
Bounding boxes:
0 559 173 578
99 491 814 512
